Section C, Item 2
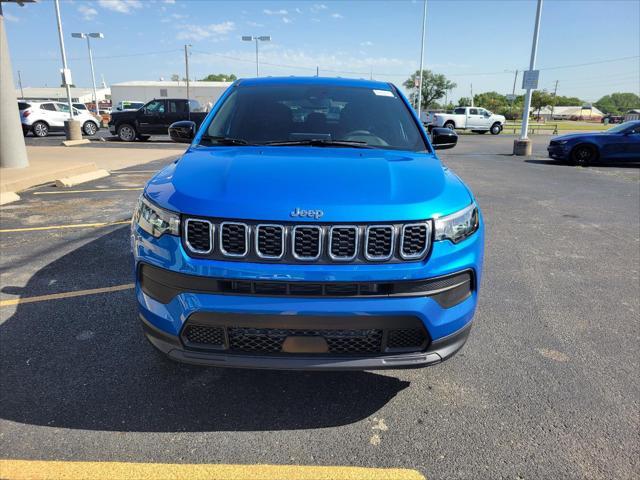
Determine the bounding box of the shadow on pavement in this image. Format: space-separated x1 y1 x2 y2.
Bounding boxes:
0 227 408 432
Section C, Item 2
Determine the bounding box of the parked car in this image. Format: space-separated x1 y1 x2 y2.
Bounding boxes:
132 77 484 370
431 107 505 134
547 120 640 164
109 98 208 141
114 100 145 112
19 101 100 137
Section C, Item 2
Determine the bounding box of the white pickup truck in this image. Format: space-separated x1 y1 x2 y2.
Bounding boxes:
431 107 505 135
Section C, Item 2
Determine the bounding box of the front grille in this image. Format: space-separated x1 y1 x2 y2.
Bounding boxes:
185 219 212 254
183 324 225 347
365 226 394 260
293 226 322 260
256 224 284 259
182 218 433 263
228 327 383 355
401 223 430 259
329 226 358 260
220 222 248 256
387 328 427 349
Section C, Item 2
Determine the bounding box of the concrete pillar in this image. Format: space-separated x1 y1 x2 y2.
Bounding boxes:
513 139 532 156
0 6 29 168
64 120 83 141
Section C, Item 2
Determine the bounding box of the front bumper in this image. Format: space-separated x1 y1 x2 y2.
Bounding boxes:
133 219 483 370
548 144 569 159
141 312 473 370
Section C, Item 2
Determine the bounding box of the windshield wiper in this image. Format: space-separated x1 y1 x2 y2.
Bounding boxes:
263 139 374 149
200 135 250 146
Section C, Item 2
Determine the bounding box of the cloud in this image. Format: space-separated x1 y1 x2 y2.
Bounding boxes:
294 8 303 14
163 0 176 3
246 21 264 27
78 5 99 20
331 13 344 19
310 4 328 13
263 9 288 15
176 21 235 41
282 17 292 24
97 0 142 14
360 41 374 47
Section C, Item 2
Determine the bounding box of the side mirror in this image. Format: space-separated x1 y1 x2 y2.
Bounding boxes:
169 120 196 143
431 127 458 150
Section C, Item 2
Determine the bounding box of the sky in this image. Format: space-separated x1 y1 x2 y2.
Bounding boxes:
3 0 639 103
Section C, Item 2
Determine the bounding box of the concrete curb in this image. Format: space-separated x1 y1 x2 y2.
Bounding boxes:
61 139 91 147
55 169 110 188
0 192 21 206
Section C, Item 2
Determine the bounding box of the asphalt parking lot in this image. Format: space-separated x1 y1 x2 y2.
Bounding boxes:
1 135 638 479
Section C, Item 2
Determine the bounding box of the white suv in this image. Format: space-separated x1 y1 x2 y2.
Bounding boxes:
19 101 100 137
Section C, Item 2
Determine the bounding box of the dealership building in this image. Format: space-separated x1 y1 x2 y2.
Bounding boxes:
110 81 232 111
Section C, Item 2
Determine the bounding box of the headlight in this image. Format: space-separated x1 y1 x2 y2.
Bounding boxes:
133 195 180 238
434 203 479 244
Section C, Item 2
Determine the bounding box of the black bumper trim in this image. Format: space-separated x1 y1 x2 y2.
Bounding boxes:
140 314 472 370
138 263 474 308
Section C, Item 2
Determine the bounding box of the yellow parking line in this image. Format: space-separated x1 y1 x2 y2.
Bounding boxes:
0 220 130 233
0 460 425 480
33 188 143 195
0 284 134 307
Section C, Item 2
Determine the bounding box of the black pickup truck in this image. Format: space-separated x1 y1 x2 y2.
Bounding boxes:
108 98 207 141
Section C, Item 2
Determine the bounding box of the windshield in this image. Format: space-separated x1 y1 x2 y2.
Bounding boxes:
202 84 429 151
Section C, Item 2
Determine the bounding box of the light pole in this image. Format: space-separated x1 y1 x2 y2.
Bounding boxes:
417 0 427 118
242 35 271 77
71 32 104 114
514 0 543 156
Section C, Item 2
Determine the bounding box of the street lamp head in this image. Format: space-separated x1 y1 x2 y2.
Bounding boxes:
241 36 253 41
258 36 271 42
88 33 104 38
71 33 86 39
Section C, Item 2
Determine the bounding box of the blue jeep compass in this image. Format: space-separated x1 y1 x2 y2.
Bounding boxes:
132 77 484 370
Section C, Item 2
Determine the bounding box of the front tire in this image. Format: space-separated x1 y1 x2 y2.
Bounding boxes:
444 121 455 130
490 123 502 135
32 121 49 137
83 121 98 136
117 124 136 142
571 145 598 166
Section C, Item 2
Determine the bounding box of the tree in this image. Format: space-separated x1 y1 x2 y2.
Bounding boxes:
531 90 554 118
170 74 180 82
594 92 640 115
457 97 471 107
403 70 456 110
473 91 508 113
200 73 237 82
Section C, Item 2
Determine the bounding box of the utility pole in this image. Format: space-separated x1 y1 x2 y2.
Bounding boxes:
316 66 319 77
416 0 427 118
470 84 474 106
550 80 558 119
0 0 30 168
242 36 271 77
17 70 24 99
511 70 519 97
514 0 543 156
184 44 192 120
72 33 104 114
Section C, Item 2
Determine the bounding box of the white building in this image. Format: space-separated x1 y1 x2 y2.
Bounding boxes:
16 87 111 104
110 81 232 111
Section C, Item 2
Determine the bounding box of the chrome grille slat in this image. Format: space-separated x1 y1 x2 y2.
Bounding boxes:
292 225 322 260
364 225 395 261
184 219 213 254
400 222 432 260
255 224 285 259
328 226 358 261
220 222 249 257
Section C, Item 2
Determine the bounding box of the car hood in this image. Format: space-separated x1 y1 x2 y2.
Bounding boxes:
145 146 473 222
552 132 607 142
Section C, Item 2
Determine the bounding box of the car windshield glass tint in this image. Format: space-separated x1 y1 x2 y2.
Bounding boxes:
204 84 428 151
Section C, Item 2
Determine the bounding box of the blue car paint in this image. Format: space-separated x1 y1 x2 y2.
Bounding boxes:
548 121 640 161
132 76 485 368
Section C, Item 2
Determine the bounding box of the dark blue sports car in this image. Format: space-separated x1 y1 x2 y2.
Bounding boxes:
548 120 640 164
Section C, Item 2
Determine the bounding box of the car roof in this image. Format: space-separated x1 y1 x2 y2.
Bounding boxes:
236 76 394 91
